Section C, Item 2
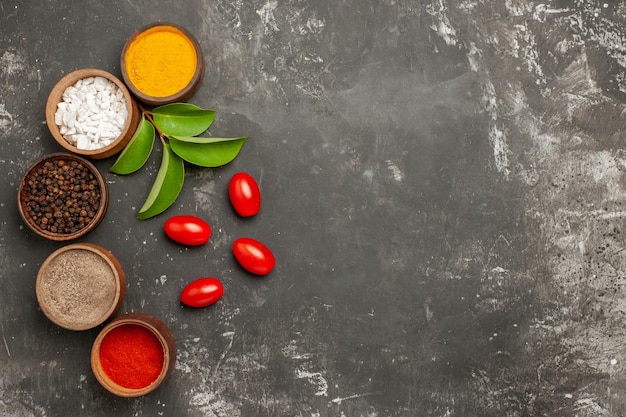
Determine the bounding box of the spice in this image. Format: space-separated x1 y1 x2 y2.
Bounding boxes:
55 76 128 150
99 324 164 389
23 158 101 235
124 25 197 97
37 248 117 330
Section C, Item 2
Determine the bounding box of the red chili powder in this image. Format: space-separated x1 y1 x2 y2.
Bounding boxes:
99 324 164 389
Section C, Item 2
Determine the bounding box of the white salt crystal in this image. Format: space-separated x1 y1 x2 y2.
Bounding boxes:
93 76 107 91
115 113 126 127
63 109 76 128
75 135 90 149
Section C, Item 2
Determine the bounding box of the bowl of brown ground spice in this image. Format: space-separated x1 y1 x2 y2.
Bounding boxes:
18 153 109 241
36 243 126 331
120 22 205 106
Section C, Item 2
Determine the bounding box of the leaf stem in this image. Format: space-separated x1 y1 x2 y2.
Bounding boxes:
140 104 167 146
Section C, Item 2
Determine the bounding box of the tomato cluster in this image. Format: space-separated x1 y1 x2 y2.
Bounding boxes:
164 171 275 308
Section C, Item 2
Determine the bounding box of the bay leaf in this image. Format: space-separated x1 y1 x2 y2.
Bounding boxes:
137 143 185 220
151 103 215 137
169 136 248 167
110 116 155 175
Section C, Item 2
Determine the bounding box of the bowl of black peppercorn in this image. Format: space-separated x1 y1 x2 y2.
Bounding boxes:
18 153 109 241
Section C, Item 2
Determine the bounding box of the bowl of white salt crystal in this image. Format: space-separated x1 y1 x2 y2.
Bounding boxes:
45 68 139 159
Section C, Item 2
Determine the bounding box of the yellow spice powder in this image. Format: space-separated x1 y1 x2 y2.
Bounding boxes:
125 26 197 98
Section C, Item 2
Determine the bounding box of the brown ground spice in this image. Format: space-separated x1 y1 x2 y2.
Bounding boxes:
39 249 117 328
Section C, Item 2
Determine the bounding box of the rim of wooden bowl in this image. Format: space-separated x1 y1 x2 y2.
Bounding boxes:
120 22 205 106
17 152 109 241
36 243 126 331
91 313 176 397
45 68 139 159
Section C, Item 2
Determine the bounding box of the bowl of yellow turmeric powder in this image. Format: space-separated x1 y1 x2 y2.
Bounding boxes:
121 23 205 106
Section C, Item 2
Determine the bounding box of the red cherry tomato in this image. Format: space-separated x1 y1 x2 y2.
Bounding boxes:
233 237 275 275
164 215 211 246
228 172 261 217
180 277 224 308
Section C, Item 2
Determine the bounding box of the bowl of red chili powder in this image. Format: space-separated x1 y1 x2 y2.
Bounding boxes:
91 313 176 397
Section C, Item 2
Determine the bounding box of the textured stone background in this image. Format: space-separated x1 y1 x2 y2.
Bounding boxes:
1 1 626 416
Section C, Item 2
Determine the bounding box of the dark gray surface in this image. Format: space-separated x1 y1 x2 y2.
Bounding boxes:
2 1 626 416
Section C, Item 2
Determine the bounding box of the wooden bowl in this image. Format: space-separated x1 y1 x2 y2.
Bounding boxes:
36 243 126 331
121 22 205 106
18 153 109 241
91 313 176 397
45 68 139 159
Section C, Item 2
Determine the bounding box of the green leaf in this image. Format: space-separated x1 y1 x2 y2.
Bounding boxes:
151 103 215 137
169 136 248 167
137 144 185 220
110 116 155 175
